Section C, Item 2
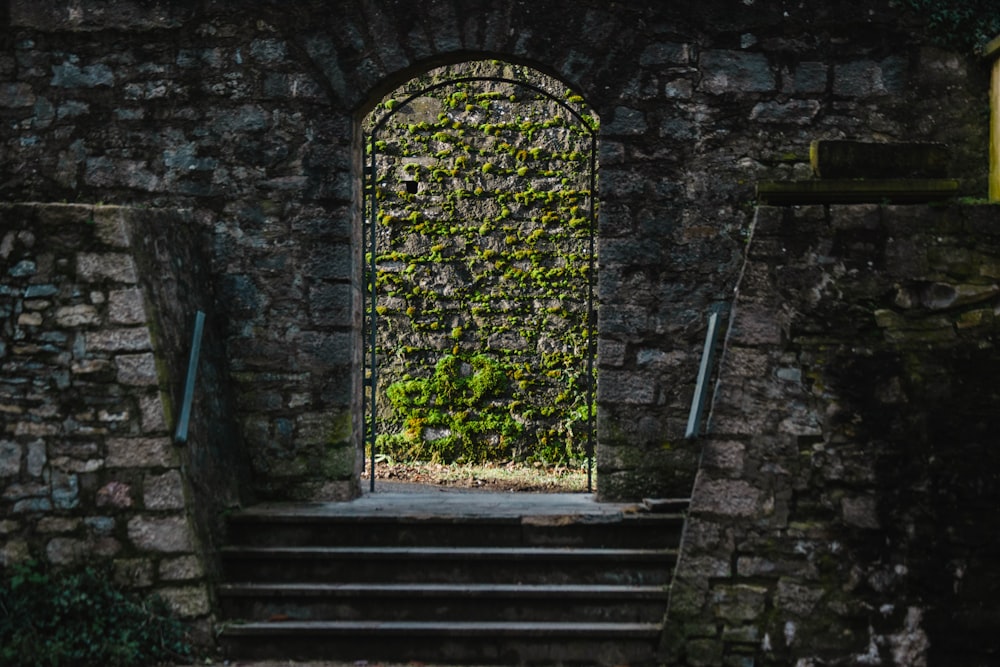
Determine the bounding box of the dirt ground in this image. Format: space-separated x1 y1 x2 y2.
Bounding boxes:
363 459 588 493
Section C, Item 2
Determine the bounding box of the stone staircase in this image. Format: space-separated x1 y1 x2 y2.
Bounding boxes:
215 493 687 665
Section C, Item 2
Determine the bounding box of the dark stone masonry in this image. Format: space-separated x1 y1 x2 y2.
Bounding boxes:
0 0 998 664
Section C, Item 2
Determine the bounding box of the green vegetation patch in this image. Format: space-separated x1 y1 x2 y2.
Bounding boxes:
0 559 195 667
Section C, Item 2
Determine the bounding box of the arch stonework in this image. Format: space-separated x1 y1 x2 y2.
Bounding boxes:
2 1 998 663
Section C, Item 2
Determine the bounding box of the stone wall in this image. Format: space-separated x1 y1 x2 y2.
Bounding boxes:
0 0 987 501
0 203 214 636
667 203 1000 666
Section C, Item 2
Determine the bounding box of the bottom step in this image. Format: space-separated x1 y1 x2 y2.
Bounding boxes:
220 620 663 664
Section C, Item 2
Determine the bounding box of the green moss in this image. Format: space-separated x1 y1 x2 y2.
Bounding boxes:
366 60 599 466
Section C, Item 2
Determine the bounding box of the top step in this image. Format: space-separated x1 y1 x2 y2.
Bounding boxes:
226 492 688 549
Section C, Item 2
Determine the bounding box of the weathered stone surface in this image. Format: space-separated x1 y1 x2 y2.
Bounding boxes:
159 555 204 581
712 584 769 622
0 441 21 476
143 470 186 509
106 437 174 468
158 585 211 617
85 328 152 351
108 287 146 323
77 252 138 283
115 352 159 385
0 4 995 662
96 480 133 507
692 478 763 517
127 515 194 553
55 304 100 327
700 51 775 94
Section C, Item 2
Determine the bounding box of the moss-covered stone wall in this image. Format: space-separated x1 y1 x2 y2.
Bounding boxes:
367 61 596 466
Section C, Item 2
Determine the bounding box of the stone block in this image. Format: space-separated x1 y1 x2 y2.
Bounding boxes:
596 370 656 404
703 440 745 473
679 554 732 579
115 352 159 385
0 82 35 107
776 578 825 615
294 331 353 370
686 638 724 666
692 478 763 518
750 99 820 125
46 537 86 565
114 557 154 587
26 440 46 476
159 555 204 581
0 539 30 566
11 1 193 31
700 50 775 94
77 252 138 284
96 481 133 507
788 61 828 93
712 584 769 622
85 328 152 351
127 515 194 553
160 585 211 617
728 304 784 346
106 437 174 468
603 106 647 136
833 57 906 97
639 41 689 66
842 494 879 529
54 304 100 327
84 516 115 535
108 287 146 323
597 338 626 367
143 470 186 509
50 471 79 509
309 282 353 326
0 440 21 476
37 517 80 533
140 394 168 433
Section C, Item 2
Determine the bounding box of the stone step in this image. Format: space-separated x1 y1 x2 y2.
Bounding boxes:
220 545 678 586
225 509 686 549
217 582 670 623
217 620 663 664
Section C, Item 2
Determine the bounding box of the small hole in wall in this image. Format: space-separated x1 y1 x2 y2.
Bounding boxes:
404 180 418 194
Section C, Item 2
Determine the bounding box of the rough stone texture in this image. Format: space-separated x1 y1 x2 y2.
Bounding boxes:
0 0 987 505
0 1 996 663
668 204 1000 666
0 203 211 632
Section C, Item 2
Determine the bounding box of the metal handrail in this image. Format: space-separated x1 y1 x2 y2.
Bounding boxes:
174 310 205 445
685 304 726 439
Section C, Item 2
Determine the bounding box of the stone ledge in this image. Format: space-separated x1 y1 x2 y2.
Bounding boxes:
756 179 959 205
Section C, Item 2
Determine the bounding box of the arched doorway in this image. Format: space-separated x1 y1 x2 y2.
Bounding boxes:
362 60 599 492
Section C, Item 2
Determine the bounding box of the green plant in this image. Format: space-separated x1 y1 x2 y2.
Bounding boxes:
0 559 195 667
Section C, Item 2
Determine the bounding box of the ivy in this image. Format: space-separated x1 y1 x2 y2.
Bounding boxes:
0 560 195 667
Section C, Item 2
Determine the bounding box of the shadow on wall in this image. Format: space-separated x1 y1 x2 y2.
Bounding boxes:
128 208 253 572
